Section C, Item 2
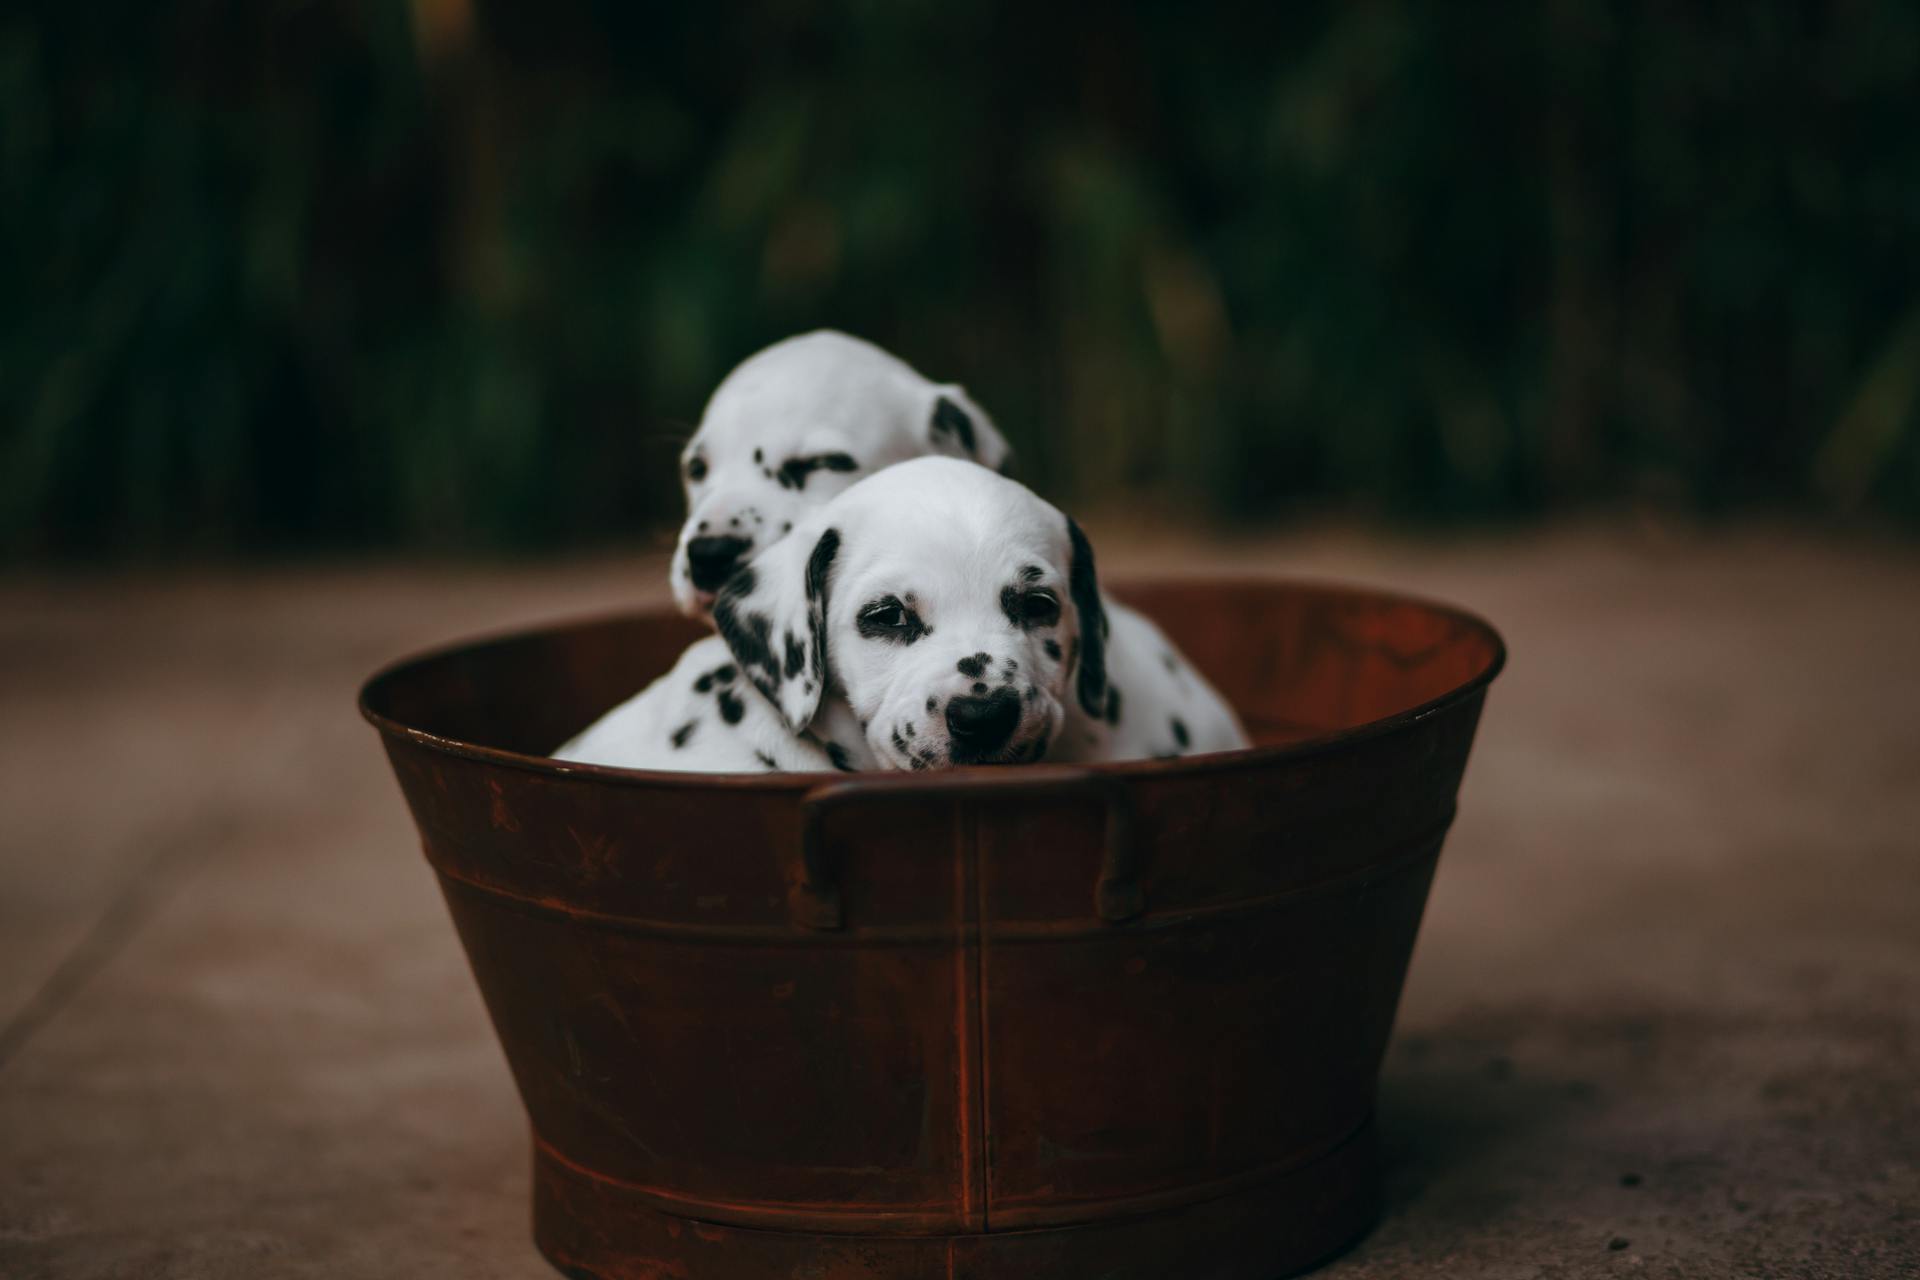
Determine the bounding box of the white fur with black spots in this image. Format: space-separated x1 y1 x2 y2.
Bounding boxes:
560 460 1246 770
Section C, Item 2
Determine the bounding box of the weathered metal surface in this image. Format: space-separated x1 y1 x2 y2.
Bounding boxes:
360 579 1504 1279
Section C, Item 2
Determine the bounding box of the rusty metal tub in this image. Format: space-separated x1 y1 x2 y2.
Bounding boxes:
359 578 1504 1279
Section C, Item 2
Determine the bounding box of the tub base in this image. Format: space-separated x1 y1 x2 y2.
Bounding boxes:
532 1120 1379 1280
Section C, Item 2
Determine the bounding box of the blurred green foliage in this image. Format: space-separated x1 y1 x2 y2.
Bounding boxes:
3 0 1918 557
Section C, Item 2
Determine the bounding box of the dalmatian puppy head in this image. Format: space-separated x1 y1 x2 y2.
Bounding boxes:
711 458 1108 769
673 330 1011 616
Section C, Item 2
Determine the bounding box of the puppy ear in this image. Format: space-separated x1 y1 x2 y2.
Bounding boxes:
712 523 840 733
927 385 1014 475
1065 516 1109 719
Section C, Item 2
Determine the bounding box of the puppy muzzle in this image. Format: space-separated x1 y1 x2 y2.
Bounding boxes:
686 535 753 592
944 690 1025 764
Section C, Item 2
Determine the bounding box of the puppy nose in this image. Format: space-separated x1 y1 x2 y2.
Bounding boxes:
686 535 752 590
945 691 1021 755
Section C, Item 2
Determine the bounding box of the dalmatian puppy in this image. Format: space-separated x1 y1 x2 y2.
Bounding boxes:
664 326 1221 737
670 330 1010 616
555 459 1247 771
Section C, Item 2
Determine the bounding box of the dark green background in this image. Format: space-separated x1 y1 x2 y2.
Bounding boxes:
5 1 1918 557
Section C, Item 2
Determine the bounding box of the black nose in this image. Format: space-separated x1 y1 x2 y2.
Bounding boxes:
945 691 1021 758
686 535 752 591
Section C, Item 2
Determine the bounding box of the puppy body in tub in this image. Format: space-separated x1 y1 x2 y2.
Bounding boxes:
556 459 1247 771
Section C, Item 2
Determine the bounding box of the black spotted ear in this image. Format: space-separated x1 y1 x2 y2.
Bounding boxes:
928 386 1014 474
1065 516 1109 719
712 524 839 732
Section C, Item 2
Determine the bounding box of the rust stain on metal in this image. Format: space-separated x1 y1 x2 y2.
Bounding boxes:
485 777 521 832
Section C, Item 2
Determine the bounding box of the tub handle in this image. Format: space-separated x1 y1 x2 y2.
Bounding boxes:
794 769 1142 931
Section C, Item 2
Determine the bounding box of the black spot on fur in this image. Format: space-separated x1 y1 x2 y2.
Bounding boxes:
753 448 763 463
825 741 854 772
671 720 697 748
714 568 791 716
754 750 778 769
891 726 910 755
1171 717 1190 748
715 599 777 688
806 528 839 603
1025 683 1040 703
777 453 860 490
931 395 977 455
717 532 839 730
1044 638 1063 661
1066 517 1109 718
926 695 939 713
957 652 991 678
972 682 988 695
718 688 745 725
802 529 839 688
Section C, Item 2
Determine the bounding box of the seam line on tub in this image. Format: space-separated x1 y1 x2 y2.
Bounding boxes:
425 812 1455 945
969 801 992 1231
531 1115 1376 1236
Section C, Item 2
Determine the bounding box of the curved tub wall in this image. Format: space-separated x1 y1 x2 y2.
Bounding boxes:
361 578 1503 1280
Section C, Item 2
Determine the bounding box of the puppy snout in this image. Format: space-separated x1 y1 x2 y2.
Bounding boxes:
945 690 1021 759
686 535 752 591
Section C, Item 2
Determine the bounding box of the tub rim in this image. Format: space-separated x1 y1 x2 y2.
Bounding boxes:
358 573 1506 791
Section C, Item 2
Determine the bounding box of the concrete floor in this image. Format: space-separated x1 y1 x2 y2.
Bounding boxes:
1 525 1916 1278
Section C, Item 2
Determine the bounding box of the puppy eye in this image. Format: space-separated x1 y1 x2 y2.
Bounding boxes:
685 456 707 483
858 595 927 643
1020 591 1061 626
860 599 905 630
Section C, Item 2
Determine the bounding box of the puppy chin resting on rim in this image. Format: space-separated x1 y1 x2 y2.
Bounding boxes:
555 458 1248 772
